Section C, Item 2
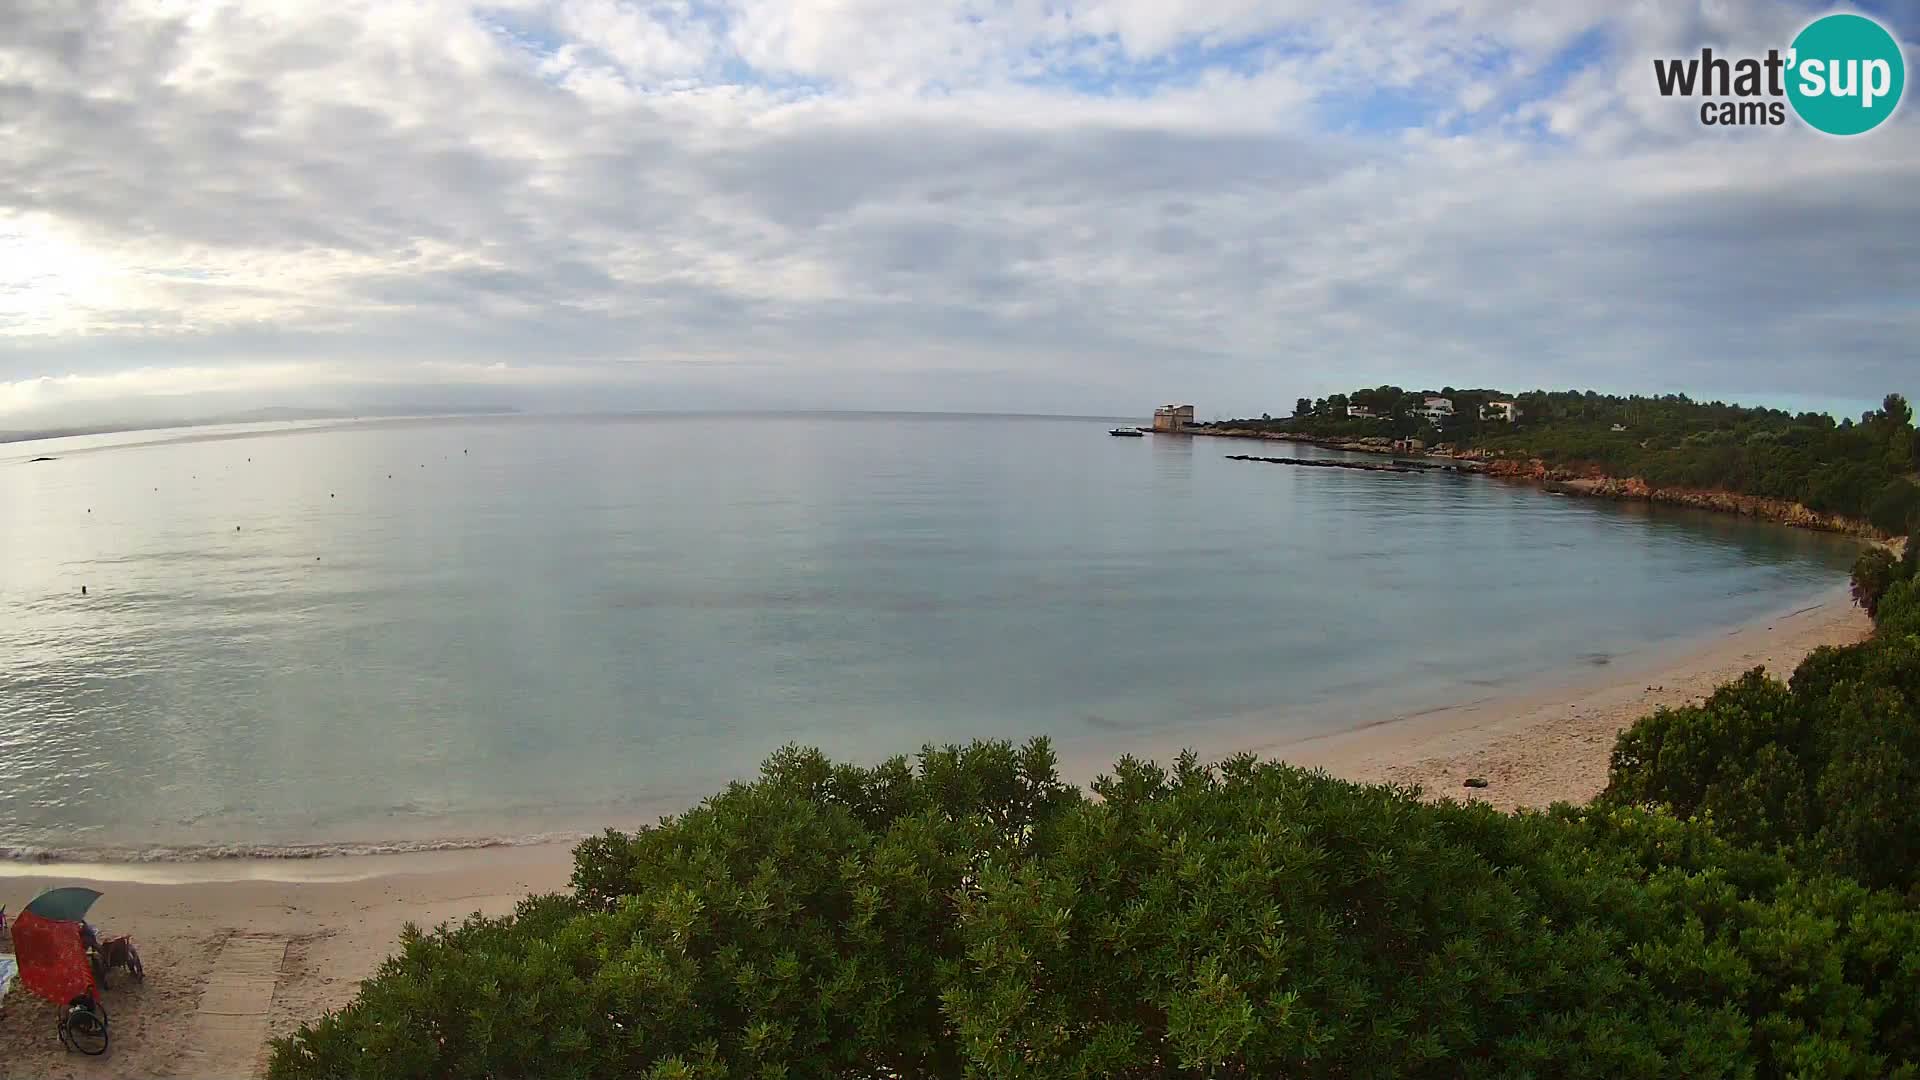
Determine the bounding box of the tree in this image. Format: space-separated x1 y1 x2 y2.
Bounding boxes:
1851 547 1901 617
1869 479 1920 535
1294 397 1312 419
1883 393 1912 431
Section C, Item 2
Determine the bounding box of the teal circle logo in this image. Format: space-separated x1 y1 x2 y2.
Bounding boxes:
1787 13 1905 135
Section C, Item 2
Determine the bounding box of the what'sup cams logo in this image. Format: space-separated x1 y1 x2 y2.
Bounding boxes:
1654 12 1905 134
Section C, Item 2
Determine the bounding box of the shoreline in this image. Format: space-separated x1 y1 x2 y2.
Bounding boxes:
1039 582 1866 810
1252 583 1869 808
0 588 1874 1077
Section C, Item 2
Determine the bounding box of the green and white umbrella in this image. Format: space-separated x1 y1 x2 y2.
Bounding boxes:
22 887 103 923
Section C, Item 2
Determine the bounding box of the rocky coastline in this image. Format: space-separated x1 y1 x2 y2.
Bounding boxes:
1195 426 1883 539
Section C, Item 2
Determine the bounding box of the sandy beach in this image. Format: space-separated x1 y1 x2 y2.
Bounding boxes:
1264 586 1871 809
0 589 1872 1079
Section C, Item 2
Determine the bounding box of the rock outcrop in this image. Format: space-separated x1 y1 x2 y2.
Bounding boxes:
1471 458 1878 536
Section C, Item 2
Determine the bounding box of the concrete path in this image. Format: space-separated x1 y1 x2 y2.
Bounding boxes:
175 933 289 1078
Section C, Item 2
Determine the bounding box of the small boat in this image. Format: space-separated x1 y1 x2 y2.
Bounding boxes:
1109 427 1144 437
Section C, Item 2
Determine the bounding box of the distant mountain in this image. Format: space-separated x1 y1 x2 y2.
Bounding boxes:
0 404 520 445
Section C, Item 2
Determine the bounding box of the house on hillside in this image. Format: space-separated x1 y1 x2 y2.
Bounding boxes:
1413 396 1454 424
1479 400 1521 423
1153 404 1196 432
1347 405 1377 418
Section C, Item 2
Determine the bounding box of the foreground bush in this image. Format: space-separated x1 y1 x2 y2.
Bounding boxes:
1853 547 1902 616
1604 549 1920 894
1872 480 1920 536
274 740 1068 1079
1602 646 1920 894
1882 577 1920 637
270 743 1920 1079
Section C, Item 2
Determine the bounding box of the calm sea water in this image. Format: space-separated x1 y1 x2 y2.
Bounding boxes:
0 414 1860 859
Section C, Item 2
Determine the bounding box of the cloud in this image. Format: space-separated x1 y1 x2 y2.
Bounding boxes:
0 0 1913 428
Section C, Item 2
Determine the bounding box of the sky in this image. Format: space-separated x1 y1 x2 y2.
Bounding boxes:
0 0 1915 429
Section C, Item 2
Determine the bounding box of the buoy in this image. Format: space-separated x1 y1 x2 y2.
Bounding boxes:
236 526 241 531
80 585 87 596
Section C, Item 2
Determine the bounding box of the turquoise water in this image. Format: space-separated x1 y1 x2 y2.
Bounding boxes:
0 414 1860 859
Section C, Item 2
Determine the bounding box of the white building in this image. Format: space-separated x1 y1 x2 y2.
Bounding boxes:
1479 400 1521 423
1347 405 1377 418
1413 396 1454 424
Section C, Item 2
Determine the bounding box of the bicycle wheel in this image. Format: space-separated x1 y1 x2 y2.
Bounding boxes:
60 998 110 1056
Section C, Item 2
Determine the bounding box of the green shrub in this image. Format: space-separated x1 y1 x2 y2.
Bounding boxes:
1852 547 1902 616
1606 634 1920 895
271 740 1070 1080
1870 480 1920 535
1603 670 1811 853
1811 682 1920 891
1880 577 1920 638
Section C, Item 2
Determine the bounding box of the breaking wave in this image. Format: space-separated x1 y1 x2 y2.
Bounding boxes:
0 830 592 864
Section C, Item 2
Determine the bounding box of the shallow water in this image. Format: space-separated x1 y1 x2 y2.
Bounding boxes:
0 414 1861 858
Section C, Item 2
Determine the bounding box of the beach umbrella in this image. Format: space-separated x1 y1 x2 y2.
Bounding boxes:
23 887 101 923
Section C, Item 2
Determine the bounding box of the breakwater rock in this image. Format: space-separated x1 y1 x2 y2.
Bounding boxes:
1226 452 1483 475
1229 454 1415 474
1202 429 1488 469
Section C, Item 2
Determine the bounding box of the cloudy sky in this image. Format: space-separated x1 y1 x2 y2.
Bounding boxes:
0 0 1914 429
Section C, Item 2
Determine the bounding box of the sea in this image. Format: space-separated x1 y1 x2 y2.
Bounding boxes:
0 413 1862 861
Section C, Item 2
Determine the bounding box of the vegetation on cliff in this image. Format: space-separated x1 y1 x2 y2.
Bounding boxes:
1217 388 1920 535
273 550 1920 1078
